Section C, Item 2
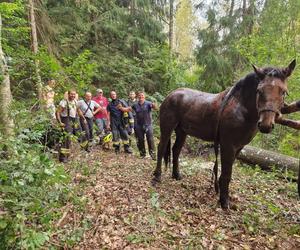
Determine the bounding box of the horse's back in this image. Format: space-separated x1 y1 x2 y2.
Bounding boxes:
160 88 225 141
160 88 221 117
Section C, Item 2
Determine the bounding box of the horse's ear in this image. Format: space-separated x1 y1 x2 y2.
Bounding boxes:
252 64 265 79
283 59 296 78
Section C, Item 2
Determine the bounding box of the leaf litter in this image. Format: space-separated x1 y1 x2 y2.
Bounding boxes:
53 145 300 249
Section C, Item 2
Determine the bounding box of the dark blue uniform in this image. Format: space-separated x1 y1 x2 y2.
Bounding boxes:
107 99 131 153
132 101 155 158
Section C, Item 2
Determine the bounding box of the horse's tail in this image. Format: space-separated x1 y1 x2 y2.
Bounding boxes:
164 138 171 170
212 141 219 193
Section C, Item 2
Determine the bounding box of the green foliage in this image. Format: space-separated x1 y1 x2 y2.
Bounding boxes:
63 50 97 94
278 132 300 158
0 106 73 249
236 0 300 155
195 0 255 92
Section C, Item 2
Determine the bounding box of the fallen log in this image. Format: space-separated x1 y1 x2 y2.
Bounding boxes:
237 145 299 174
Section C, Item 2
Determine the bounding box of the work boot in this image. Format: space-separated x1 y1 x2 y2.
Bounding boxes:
113 144 120 154
150 151 156 161
140 150 146 158
124 144 133 154
59 156 68 163
99 136 104 145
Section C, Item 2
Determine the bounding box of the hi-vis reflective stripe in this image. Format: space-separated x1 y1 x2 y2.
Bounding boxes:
123 112 129 117
122 140 129 145
80 141 88 148
129 119 134 124
103 133 112 143
60 148 70 155
113 142 120 146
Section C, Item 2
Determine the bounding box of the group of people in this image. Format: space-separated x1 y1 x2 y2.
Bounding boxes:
46 83 157 163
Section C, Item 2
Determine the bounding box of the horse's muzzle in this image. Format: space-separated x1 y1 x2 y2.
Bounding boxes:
257 110 276 133
257 121 274 133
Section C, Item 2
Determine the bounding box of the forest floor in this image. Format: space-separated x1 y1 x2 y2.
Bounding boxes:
54 144 300 249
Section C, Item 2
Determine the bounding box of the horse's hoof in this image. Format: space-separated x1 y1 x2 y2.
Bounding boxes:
151 176 161 186
214 184 219 194
172 173 182 180
220 199 229 210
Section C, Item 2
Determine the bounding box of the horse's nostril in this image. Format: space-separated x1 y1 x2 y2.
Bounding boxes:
257 121 261 128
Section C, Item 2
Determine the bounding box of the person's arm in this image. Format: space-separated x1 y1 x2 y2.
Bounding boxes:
56 105 64 127
106 104 111 129
151 102 158 111
93 102 102 116
107 111 111 130
76 104 87 123
117 103 132 112
120 106 132 112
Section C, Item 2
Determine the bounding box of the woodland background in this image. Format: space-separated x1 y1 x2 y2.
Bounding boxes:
0 0 300 248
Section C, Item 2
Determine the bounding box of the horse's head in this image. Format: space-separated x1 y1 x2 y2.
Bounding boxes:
252 60 296 133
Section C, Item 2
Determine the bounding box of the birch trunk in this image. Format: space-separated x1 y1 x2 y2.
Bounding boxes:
0 14 14 137
29 0 43 103
169 0 174 51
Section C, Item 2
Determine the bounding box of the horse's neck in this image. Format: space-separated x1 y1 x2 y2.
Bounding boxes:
236 76 259 121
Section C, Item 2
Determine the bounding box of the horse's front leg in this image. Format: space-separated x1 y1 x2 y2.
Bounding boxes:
153 141 164 183
281 101 300 114
219 145 236 209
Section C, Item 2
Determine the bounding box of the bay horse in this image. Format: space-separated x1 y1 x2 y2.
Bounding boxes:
152 60 296 209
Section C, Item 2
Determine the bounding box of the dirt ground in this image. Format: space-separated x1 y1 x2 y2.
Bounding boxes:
56 145 300 249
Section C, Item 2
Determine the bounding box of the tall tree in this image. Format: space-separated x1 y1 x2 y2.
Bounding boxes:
195 0 258 92
174 0 195 59
29 0 43 103
169 0 174 50
0 12 14 137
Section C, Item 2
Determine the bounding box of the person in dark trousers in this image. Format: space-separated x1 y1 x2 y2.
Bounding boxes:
77 91 101 144
132 91 158 159
56 90 87 163
107 91 133 154
126 91 137 145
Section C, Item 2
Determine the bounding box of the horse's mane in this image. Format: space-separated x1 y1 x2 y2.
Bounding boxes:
221 67 285 109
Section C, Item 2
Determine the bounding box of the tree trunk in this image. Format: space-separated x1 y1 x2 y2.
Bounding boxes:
130 0 138 56
229 0 235 17
169 0 174 51
29 0 43 104
0 14 14 137
242 0 246 13
237 145 299 174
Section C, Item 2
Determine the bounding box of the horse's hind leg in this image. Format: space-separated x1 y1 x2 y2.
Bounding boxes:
172 126 187 180
153 122 176 183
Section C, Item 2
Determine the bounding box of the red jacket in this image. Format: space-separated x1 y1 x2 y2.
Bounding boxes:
92 96 109 119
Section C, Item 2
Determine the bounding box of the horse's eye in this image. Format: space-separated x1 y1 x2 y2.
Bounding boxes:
256 89 263 96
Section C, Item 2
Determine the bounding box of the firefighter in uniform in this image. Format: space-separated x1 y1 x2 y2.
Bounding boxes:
56 90 88 162
126 91 137 145
107 90 133 154
132 91 158 159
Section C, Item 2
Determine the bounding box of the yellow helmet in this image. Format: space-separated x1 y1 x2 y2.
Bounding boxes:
103 132 112 143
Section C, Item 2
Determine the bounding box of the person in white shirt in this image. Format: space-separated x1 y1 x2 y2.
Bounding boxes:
56 90 87 162
77 91 102 142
